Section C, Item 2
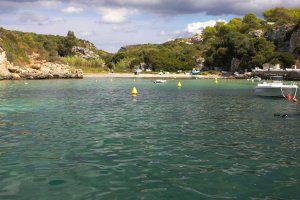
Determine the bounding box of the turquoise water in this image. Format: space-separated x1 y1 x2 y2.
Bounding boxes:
0 78 299 199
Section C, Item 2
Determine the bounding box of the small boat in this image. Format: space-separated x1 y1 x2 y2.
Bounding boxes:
247 76 261 82
134 69 142 75
254 76 298 97
191 68 200 75
154 79 166 83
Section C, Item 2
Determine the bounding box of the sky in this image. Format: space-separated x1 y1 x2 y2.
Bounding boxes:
0 0 299 53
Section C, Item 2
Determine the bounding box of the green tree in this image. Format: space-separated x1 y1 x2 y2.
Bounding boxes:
58 31 77 56
271 52 295 68
263 7 300 25
242 13 262 32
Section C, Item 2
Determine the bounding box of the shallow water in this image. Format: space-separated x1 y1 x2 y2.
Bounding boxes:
0 78 299 199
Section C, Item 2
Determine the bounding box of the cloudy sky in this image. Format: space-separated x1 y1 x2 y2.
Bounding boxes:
0 0 299 52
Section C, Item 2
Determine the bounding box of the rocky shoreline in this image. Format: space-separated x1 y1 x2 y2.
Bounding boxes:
0 48 83 80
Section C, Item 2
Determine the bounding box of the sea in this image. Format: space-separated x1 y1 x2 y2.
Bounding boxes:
0 78 299 200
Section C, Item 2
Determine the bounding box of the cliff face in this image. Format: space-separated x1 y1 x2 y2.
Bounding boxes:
0 47 13 79
265 24 300 58
289 29 300 58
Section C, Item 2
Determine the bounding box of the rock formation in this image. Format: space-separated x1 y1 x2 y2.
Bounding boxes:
72 46 99 59
0 47 14 79
248 30 265 37
265 24 295 52
289 29 300 58
0 48 83 80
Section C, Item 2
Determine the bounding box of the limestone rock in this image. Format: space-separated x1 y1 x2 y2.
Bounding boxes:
230 58 241 72
265 25 294 52
289 29 300 58
72 46 99 59
0 51 12 79
11 73 21 80
249 30 265 37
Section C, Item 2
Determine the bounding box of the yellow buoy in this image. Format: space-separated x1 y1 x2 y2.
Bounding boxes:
133 79 136 82
177 81 182 88
132 87 138 96
214 77 218 84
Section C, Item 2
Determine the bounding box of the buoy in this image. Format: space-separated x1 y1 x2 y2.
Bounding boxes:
292 98 298 103
110 78 113 82
214 78 218 84
287 94 292 101
132 87 138 96
177 82 182 88
24 82 28 85
96 80 98 82
133 79 136 82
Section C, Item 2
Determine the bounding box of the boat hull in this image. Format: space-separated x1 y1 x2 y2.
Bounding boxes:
254 86 298 97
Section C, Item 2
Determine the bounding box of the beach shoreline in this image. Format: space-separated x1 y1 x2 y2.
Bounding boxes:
84 73 220 79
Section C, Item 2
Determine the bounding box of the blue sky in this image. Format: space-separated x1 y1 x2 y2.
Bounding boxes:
0 0 299 53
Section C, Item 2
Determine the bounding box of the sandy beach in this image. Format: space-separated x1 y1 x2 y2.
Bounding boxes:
84 72 220 79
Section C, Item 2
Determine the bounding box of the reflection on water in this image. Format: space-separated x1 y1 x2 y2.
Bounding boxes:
0 78 299 199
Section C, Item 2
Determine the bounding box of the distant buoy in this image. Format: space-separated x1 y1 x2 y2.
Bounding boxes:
24 82 28 85
110 78 113 82
292 98 298 103
96 80 98 82
133 79 136 82
177 82 182 88
132 87 138 96
214 78 218 84
287 94 292 101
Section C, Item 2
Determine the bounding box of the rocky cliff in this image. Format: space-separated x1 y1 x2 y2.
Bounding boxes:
0 47 83 80
265 24 300 58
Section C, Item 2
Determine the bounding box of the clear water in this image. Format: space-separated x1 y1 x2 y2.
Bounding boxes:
0 78 299 200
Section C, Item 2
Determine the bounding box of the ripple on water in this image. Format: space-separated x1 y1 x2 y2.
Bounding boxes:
0 79 299 199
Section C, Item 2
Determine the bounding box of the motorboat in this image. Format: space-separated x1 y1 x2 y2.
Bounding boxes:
154 79 166 83
247 76 261 82
191 68 200 75
254 76 298 97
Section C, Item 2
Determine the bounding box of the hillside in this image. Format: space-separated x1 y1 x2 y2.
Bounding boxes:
0 28 111 72
111 7 300 73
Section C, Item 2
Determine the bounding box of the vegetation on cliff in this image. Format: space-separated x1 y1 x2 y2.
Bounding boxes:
111 7 300 72
0 28 111 72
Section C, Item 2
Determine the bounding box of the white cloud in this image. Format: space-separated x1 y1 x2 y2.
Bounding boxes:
18 12 66 26
80 31 94 37
185 19 227 34
98 7 138 24
61 6 83 14
99 8 128 24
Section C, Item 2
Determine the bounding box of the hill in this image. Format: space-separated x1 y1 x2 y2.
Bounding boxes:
111 7 300 73
0 28 112 73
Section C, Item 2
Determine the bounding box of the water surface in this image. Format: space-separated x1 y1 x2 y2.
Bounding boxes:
0 78 299 199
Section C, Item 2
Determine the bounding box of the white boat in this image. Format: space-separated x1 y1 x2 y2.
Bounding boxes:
254 76 298 97
247 76 261 82
191 68 200 75
154 79 166 83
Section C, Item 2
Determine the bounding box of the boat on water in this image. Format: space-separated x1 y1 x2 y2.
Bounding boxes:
154 79 166 83
254 76 298 97
191 68 200 75
247 76 261 82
